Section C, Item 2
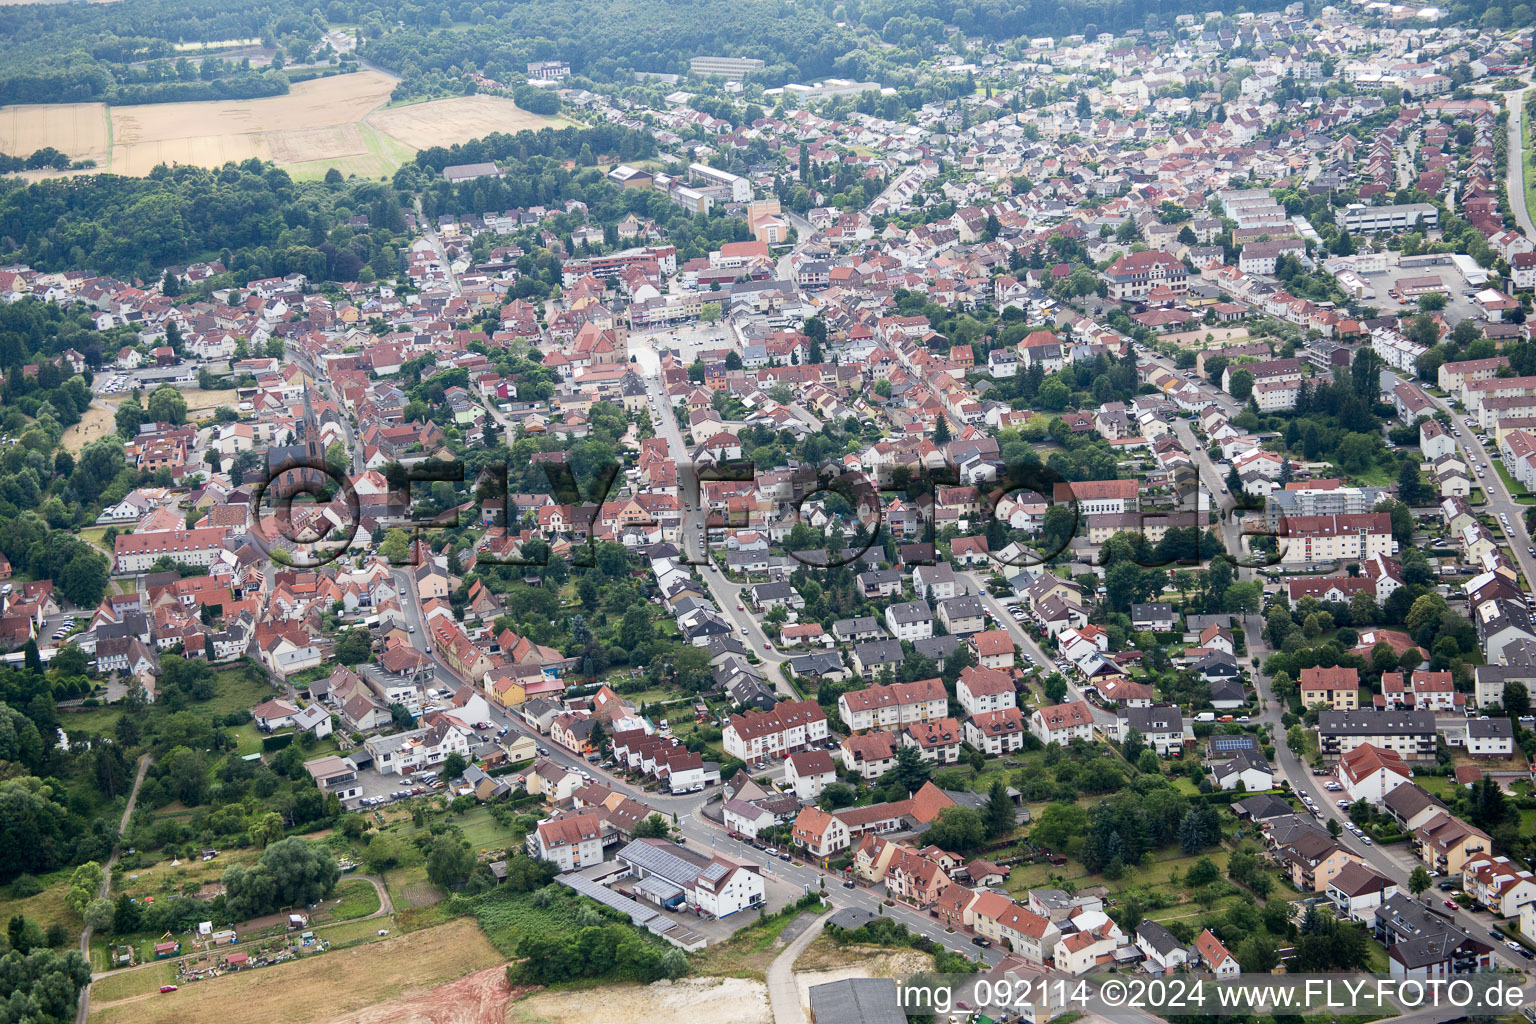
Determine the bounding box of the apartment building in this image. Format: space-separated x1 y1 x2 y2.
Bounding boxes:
1317 710 1437 761
1277 513 1396 564
838 678 948 732
722 699 829 761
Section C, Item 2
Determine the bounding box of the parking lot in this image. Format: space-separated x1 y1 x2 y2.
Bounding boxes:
1362 262 1482 324
630 322 736 366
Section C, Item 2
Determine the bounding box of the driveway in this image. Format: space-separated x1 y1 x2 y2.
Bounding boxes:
765 910 832 1024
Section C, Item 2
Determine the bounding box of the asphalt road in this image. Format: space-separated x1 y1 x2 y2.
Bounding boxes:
1506 79 1535 240
1388 371 1536 594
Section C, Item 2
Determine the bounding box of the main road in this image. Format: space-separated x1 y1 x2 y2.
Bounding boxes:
1505 78 1534 240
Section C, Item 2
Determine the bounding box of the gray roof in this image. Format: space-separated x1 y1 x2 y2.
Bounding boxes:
1468 717 1515 739
854 639 904 665
807 978 907 1024
1317 710 1435 736
886 601 931 624
1137 920 1187 957
616 837 711 887
1121 705 1184 735
913 635 961 661
939 594 984 618
788 651 845 676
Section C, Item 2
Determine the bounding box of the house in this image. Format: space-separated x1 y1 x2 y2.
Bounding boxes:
1030 701 1095 746
1327 861 1400 923
1318 710 1436 761
1275 831 1360 892
840 731 899 779
1462 853 1536 917
723 700 828 761
902 718 963 763
884 601 934 641
1195 929 1239 977
1467 717 1516 758
792 805 851 858
1053 923 1119 974
937 595 986 636
1113 705 1184 757
1130 603 1176 632
530 813 604 872
1136 921 1191 972
1336 743 1413 804
1382 782 1448 833
956 665 1016 715
963 707 1028 756
970 629 1015 669
1374 893 1494 977
1299 665 1361 710
784 750 838 802
1209 748 1272 791
1414 812 1491 875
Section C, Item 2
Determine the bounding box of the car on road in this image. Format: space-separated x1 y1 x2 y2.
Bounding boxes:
1507 940 1524 952
842 879 856 888
971 937 991 947
763 642 771 651
740 627 749 635
737 603 744 610
537 746 549 756
1360 836 1373 845
779 851 791 861
1445 899 1459 909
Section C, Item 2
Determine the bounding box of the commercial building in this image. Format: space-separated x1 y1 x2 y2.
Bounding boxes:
1335 203 1438 233
690 55 766 77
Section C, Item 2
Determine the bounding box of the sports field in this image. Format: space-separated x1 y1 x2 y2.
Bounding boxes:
6 70 568 181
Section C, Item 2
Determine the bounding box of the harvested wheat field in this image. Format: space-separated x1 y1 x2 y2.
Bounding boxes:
367 95 568 151
108 72 400 176
91 919 503 1024
507 977 771 1024
61 399 118 454
0 103 110 166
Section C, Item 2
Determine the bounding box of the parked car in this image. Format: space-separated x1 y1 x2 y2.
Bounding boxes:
842 879 856 888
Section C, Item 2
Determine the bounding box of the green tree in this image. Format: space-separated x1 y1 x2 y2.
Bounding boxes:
923 805 986 851
886 743 931 793
222 838 340 920
1228 369 1254 401
146 385 188 425
982 780 1014 839
441 752 469 780
1408 866 1432 896
426 837 476 890
333 628 372 665
632 814 671 839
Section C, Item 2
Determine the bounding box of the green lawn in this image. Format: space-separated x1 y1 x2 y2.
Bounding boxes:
89 961 175 1003
1494 459 1529 499
328 878 382 920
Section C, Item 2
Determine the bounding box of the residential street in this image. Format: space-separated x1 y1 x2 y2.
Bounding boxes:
1389 371 1536 592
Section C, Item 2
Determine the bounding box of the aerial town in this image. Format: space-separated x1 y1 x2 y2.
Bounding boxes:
1 2 1535 1023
